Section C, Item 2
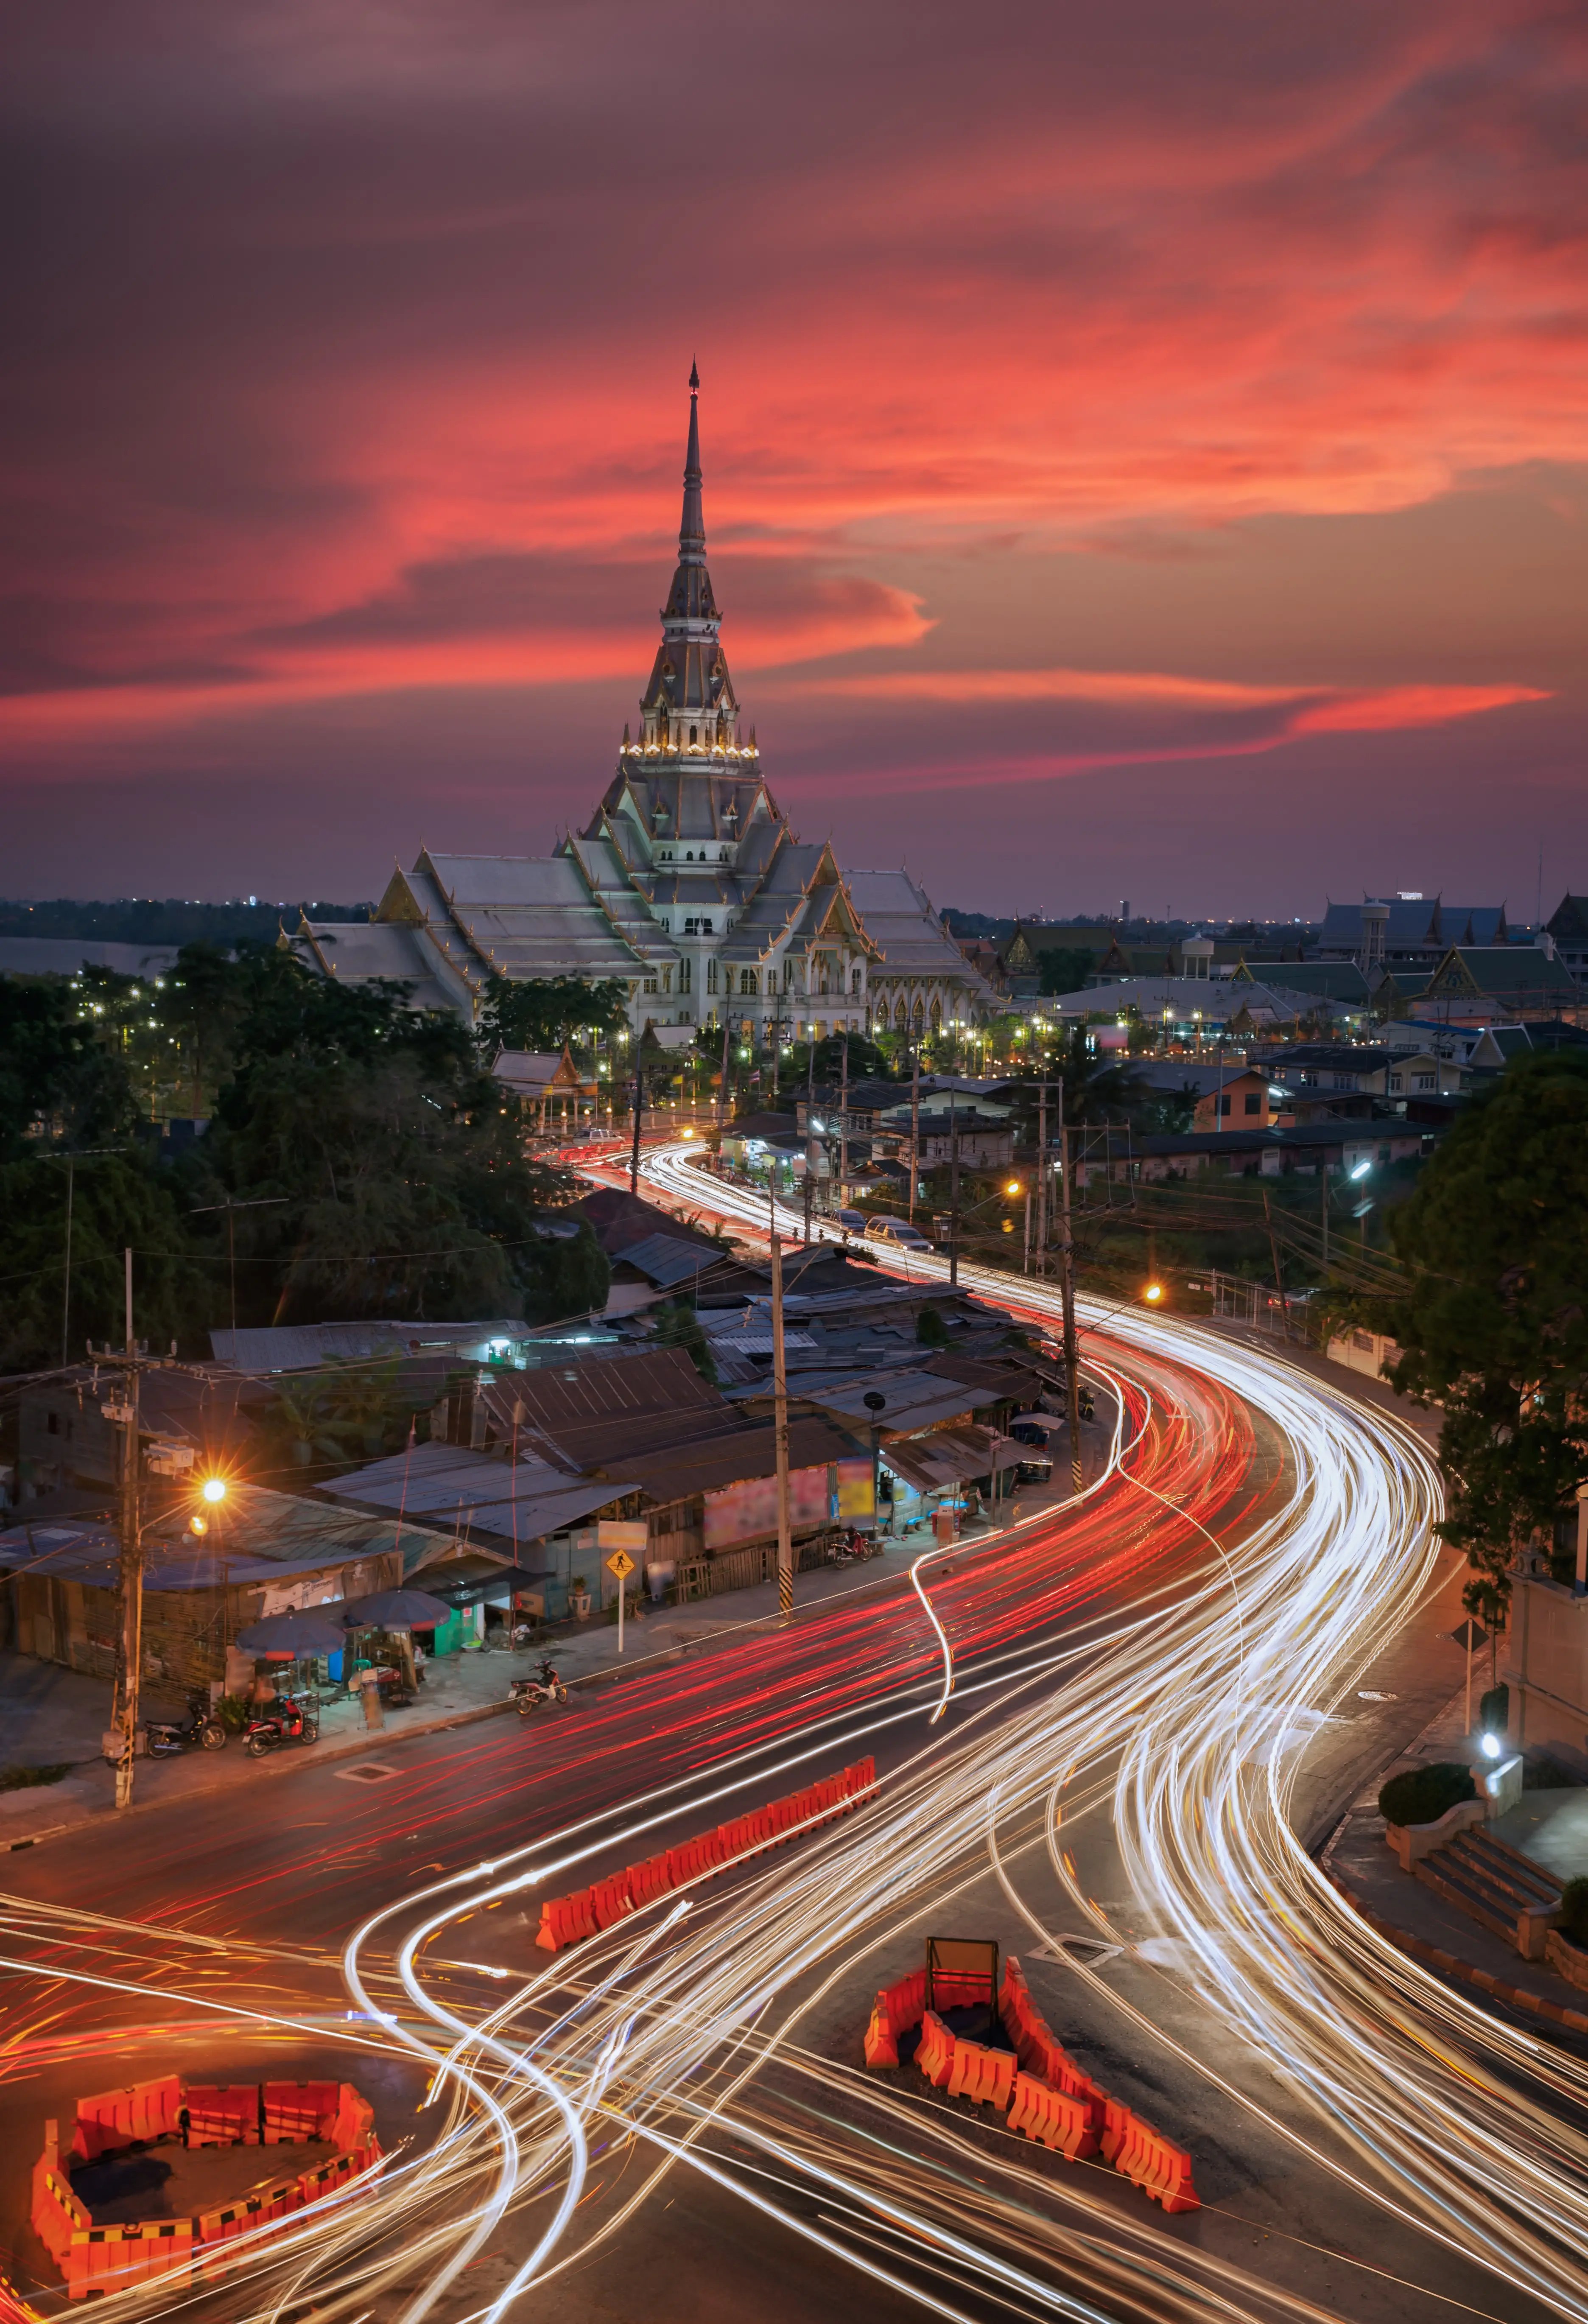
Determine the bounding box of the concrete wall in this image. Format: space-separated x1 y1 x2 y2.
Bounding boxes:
1504 1577 1588 1776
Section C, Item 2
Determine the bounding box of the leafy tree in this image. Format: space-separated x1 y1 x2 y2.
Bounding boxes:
1037 947 1098 997
0 1151 205 1370
0 977 137 1160
653 1298 717 1383
1378 1052 1588 1643
477 974 629 1059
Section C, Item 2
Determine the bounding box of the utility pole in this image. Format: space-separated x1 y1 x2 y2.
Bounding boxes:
112 1248 143 1810
769 1176 793 1616
909 1043 921 1228
629 1041 644 1194
718 1014 731 1135
61 1155 76 1368
1263 1189 1286 1340
1035 1079 1048 1278
1320 1161 1330 1274
948 1088 960 1289
838 1028 849 1217
1055 1080 1083 1494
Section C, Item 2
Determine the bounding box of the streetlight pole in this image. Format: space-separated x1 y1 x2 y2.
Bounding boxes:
112 1247 143 1811
948 1088 960 1289
1055 1080 1083 1495
769 1175 793 1616
909 1042 921 1228
864 1390 886 1541
1035 1079 1048 1278
629 1042 644 1194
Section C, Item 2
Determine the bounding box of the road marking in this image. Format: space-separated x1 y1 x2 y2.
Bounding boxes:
335 1764 399 1784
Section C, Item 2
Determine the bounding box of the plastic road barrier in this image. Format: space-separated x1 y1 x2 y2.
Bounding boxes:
1005 2071 1099 2160
862 1969 928 2069
946 2035 1016 2109
534 1758 878 1952
32 2074 385 2300
184 2084 261 2145
1102 2099 1199 2213
914 2010 956 2090
999 1958 1106 2132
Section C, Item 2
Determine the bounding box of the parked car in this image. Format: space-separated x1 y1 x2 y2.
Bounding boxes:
867 1215 934 1253
835 1209 868 1236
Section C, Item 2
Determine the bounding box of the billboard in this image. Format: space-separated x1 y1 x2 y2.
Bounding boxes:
702 1459 874 1552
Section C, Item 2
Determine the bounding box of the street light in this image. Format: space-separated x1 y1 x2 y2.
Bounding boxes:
1143 1281 1165 1304
201 1475 227 1503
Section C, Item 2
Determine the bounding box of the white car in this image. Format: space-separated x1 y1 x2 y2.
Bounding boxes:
866 1215 933 1253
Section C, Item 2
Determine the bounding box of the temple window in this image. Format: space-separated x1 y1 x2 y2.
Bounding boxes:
851 966 863 993
739 968 758 996
679 959 691 992
707 959 719 993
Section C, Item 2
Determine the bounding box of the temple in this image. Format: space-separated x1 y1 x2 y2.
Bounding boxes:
291 371 991 1046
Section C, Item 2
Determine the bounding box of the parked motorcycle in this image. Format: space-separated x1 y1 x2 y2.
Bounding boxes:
831 1528 879 1566
244 1694 320 1757
510 1658 569 1716
144 1695 227 1756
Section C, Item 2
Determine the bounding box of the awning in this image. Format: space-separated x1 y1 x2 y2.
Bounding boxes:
433 1563 558 1605
882 1427 1020 1496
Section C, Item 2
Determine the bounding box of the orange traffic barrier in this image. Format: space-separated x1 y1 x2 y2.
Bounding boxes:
534 1758 878 1952
999 1958 1106 2132
184 2083 260 2146
29 2124 89 2266
71 2074 182 2162
1102 2100 1199 2212
861 1969 927 2069
914 2010 956 2089
1006 2071 1098 2159
263 2080 341 2143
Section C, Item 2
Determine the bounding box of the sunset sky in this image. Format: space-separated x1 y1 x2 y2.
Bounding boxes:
4 3 1586 917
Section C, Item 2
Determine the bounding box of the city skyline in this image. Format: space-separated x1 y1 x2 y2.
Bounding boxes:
3 3 1585 911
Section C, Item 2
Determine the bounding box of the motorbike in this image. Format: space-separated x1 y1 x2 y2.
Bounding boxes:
831 1527 879 1566
510 1658 569 1716
144 1695 227 1756
244 1694 320 1757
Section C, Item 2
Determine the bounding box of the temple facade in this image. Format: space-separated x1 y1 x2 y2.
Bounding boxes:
291 373 992 1047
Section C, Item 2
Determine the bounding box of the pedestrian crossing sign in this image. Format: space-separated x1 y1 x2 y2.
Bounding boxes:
605 1549 637 1581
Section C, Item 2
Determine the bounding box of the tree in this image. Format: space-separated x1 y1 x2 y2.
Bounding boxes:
0 1151 205 1370
477 975 629 1060
0 976 137 1161
1378 1052 1588 1638
1037 947 1098 997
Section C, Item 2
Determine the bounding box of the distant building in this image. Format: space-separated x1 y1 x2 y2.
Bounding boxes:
290 375 991 1049
1377 945 1580 1025
1317 897 1510 972
1546 894 1588 982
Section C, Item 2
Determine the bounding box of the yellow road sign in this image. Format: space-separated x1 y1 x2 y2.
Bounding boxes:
604 1549 637 1581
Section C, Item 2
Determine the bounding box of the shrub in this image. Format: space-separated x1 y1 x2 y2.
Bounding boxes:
1377 1761 1476 1828
0 1762 71 1793
1559 1877 1588 1949
916 1306 948 1348
215 1694 249 1734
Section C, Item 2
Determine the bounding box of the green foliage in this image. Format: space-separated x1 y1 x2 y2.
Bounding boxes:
1377 1053 1588 1631
653 1298 717 1383
1377 1762 1476 1828
215 1694 249 1735
1037 947 1098 996
478 974 629 1059
0 947 605 1357
1559 1876 1588 1948
0 976 137 1160
916 1305 949 1348
0 1151 206 1371
0 1762 71 1792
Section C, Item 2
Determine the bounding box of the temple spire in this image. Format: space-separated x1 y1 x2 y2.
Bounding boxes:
679 361 705 565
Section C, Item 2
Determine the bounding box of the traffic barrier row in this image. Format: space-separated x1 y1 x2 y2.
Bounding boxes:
70 2073 184 2161
1006 2070 1098 2160
534 1758 878 1952
869 1950 1199 2213
999 1958 1105 2128
65 2221 194 2300
862 1969 927 2068
34 2076 386 2300
1101 2097 1199 2214
28 2125 89 2266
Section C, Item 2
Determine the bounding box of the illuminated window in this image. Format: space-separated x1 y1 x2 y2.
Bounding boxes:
739 968 758 996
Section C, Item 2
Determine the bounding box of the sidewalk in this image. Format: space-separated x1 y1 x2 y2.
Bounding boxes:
1322 1683 1588 2036
0 1478 1074 1851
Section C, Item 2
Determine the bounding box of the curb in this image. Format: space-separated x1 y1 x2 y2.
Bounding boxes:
4 1694 514 1852
1326 1866 1588 2038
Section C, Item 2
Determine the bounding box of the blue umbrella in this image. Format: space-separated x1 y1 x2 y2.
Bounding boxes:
339 1587 452 1631
236 1606 350 1655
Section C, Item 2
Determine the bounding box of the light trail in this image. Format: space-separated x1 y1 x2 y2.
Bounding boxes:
4 1141 1584 2323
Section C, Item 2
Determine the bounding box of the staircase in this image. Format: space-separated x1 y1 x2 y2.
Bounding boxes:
1416 1826 1562 1954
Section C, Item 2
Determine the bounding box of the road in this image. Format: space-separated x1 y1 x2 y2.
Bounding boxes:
0 1144 1583 2323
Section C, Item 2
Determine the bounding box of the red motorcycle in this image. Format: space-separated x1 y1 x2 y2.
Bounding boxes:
244 1694 320 1758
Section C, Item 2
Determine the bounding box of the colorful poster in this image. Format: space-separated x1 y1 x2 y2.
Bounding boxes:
703 1458 875 1549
